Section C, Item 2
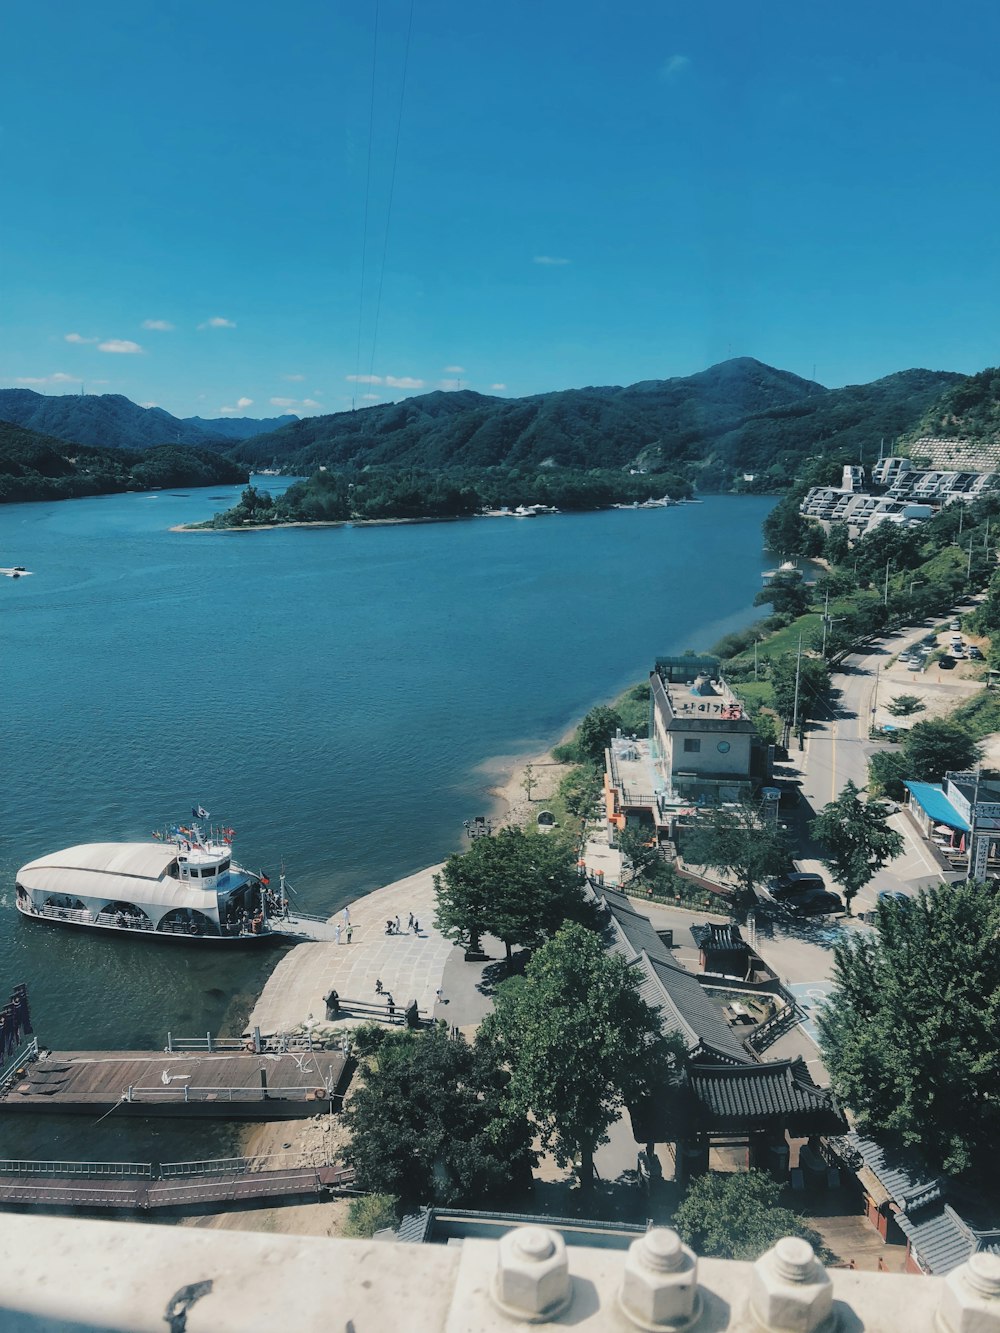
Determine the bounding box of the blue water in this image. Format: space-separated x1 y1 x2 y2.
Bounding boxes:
0 484 774 1158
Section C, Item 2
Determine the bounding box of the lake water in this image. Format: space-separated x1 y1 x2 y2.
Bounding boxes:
0 484 774 1159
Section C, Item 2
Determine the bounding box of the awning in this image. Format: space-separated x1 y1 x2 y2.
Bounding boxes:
904 782 971 833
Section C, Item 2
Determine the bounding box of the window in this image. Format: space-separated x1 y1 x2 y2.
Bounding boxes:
683 738 701 753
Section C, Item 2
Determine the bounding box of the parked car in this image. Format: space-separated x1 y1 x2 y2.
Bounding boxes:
969 646 984 660
878 890 910 907
940 655 956 669
784 890 843 916
950 620 962 631
766 872 825 901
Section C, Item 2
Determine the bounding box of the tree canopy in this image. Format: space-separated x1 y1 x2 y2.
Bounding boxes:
673 1170 828 1261
342 1025 534 1206
869 718 982 800
576 705 624 766
433 826 591 959
819 880 1000 1177
681 803 790 899
479 922 684 1188
810 780 904 913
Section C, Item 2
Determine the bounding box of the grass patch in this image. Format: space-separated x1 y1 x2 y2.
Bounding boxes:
952 688 1000 740
343 1193 400 1238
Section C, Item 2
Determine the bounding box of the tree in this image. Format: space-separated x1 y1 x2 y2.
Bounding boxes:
576 705 623 767
434 826 591 960
681 803 791 899
819 880 1000 1177
886 694 925 717
770 653 830 725
558 764 601 817
809 781 904 914
343 1026 534 1206
867 748 909 801
673 1170 828 1261
754 572 811 617
903 719 981 783
479 922 685 1189
521 763 538 802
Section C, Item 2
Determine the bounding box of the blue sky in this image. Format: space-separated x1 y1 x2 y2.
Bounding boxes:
2 0 1000 419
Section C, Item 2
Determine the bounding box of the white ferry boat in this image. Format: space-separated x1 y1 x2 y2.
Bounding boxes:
15 822 284 944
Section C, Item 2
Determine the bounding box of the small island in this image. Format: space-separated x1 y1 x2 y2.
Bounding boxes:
179 465 695 530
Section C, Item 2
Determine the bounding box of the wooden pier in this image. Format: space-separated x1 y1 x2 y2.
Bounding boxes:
0 1049 350 1119
0 1156 358 1213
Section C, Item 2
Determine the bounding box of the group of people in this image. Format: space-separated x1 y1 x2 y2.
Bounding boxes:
384 911 419 935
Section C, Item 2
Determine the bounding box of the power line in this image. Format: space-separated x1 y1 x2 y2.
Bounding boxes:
352 0 381 411
367 0 415 388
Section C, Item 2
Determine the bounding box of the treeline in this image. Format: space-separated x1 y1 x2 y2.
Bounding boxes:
202 464 695 527
0 424 245 503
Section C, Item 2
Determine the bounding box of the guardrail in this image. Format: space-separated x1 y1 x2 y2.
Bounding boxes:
125 1085 333 1103
0 1158 152 1179
160 1153 306 1179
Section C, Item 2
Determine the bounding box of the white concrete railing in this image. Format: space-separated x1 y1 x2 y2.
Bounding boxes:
0 1213 998 1332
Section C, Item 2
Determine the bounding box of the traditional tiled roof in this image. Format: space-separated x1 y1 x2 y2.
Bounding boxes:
393 1208 433 1244
644 955 751 1065
838 1134 942 1210
691 923 746 954
686 1059 846 1134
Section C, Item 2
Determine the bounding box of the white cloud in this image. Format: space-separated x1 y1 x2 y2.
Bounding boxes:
218 397 254 415
64 332 98 344
283 373 306 382
16 371 81 385
533 255 570 266
139 401 159 408
346 373 382 384
142 319 174 331
439 379 462 392
270 397 295 408
199 316 236 330
385 375 425 389
270 395 323 412
302 399 322 409
660 54 691 81
236 396 253 409
490 383 507 391
443 364 465 375
98 339 143 354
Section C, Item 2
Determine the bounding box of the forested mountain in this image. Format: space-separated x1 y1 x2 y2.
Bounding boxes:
227 359 962 488
0 420 244 503
182 413 296 441
0 390 285 452
910 365 1000 443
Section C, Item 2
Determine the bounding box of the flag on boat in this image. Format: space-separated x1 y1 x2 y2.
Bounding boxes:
192 805 210 820
259 869 271 886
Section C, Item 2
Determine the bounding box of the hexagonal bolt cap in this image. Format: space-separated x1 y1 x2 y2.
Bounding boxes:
493 1226 572 1323
750 1237 833 1333
620 1227 700 1330
940 1251 1000 1333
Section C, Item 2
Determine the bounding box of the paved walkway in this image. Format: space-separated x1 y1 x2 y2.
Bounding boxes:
249 865 455 1037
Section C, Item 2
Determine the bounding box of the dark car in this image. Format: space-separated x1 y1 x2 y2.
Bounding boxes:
784 890 843 916
767 872 825 901
969 646 984 660
939 654 956 669
878 890 910 907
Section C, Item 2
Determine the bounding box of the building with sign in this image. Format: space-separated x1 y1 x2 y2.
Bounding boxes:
903 771 1000 879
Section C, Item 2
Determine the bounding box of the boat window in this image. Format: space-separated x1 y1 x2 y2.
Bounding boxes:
218 859 230 874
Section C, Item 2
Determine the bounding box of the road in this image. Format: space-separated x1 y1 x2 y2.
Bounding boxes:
786 615 981 914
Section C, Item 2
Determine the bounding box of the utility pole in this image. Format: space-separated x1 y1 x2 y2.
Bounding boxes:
792 633 803 749
985 517 991 552
967 539 974 583
883 559 892 606
753 637 759 682
821 590 830 658
871 662 881 735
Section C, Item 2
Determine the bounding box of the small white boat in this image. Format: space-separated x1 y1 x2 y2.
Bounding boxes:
0 567 31 579
15 822 285 944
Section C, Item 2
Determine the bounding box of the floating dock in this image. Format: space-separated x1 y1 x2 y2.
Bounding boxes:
1 1049 350 1119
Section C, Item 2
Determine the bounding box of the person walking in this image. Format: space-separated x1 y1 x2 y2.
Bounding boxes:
342 905 351 926
346 924 353 944
407 912 414 932
375 978 383 995
394 914 401 934
334 923 342 945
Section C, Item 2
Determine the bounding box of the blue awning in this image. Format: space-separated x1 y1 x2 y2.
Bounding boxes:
904 782 971 832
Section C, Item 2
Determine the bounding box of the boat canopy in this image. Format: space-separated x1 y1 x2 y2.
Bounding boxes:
17 841 231 914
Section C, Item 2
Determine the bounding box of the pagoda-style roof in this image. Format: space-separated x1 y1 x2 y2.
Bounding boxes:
685 1059 846 1135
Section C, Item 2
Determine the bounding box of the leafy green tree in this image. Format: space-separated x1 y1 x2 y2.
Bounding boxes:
576 705 623 766
867 748 909 801
819 880 1000 1177
886 694 925 717
770 653 830 724
558 764 602 817
343 1026 534 1206
681 803 790 899
810 780 904 914
479 922 684 1189
903 718 982 783
754 573 811 617
434 826 590 960
673 1170 829 1261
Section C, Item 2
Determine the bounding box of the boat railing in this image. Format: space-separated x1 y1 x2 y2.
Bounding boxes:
0 1159 153 1179
124 1085 334 1103
165 1033 252 1053
159 1153 314 1179
0 1038 39 1094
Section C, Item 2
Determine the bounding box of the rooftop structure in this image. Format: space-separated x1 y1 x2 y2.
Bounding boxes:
2 1211 996 1331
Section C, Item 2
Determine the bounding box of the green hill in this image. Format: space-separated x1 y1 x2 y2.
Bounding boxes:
228 359 962 487
909 366 1000 444
0 421 245 503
